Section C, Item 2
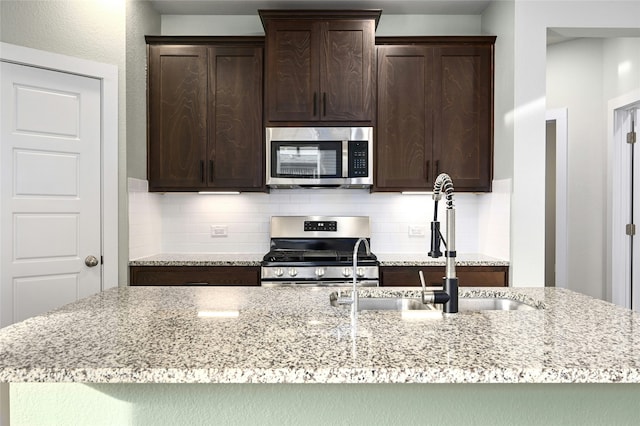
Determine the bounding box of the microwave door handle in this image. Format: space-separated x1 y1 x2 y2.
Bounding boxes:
342 140 349 178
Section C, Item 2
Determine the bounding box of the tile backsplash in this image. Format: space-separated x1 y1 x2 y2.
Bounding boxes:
128 178 511 260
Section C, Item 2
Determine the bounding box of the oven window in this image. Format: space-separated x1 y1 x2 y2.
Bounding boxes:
272 141 342 178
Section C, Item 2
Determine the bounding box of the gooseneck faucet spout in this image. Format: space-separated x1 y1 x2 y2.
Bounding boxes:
351 237 370 317
428 173 459 313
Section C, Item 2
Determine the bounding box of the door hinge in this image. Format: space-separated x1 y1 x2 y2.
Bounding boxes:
628 131 637 144
626 223 636 236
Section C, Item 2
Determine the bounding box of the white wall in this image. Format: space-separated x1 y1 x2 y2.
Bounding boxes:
481 0 515 182
127 1 161 181
160 14 483 36
128 178 510 260
602 37 640 100
508 0 640 289
547 37 640 300
546 38 606 298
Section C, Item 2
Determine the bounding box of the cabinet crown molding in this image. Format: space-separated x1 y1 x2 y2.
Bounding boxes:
258 9 382 29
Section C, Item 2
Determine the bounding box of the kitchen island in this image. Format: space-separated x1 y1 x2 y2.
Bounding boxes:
1 286 640 424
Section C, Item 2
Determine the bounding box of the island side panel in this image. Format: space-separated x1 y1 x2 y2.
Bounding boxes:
11 383 640 425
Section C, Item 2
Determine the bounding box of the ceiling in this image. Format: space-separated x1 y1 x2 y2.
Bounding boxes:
547 27 640 45
149 0 493 15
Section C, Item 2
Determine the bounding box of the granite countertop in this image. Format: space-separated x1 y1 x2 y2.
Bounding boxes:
128 253 509 267
0 286 638 384
376 253 509 266
129 253 264 267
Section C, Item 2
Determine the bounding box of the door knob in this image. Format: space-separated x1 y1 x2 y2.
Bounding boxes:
85 255 99 267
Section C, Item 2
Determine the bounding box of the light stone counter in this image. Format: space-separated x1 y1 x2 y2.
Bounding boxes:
0 286 638 384
377 252 509 266
128 253 509 267
129 253 264 267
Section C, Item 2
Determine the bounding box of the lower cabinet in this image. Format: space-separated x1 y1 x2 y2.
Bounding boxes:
380 266 508 287
129 266 261 286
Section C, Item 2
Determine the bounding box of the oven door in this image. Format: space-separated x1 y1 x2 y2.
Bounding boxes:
267 140 345 186
261 280 379 287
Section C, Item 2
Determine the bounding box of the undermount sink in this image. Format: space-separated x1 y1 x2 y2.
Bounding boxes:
457 297 537 312
329 292 538 312
343 297 434 311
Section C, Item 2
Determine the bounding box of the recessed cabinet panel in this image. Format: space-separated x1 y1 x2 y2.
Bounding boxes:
433 46 492 192
148 45 208 190
321 20 375 121
265 21 318 121
208 47 264 189
376 47 433 189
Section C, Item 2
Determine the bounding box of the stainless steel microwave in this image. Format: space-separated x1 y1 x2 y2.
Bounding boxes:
265 127 373 188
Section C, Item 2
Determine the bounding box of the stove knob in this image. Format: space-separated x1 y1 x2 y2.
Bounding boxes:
274 268 284 278
288 268 298 277
342 268 352 278
315 268 326 278
356 267 366 278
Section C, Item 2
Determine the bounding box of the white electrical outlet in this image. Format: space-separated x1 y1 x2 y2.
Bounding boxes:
408 225 426 237
210 225 228 237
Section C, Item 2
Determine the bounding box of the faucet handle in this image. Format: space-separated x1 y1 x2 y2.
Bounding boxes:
418 270 451 306
419 270 426 292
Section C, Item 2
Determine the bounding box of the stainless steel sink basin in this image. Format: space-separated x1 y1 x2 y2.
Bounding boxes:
329 294 433 311
457 297 537 311
357 297 434 311
330 292 538 312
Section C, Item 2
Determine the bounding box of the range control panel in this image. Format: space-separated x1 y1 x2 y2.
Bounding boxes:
304 221 338 232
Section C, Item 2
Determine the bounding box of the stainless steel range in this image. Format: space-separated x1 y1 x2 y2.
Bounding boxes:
261 216 379 287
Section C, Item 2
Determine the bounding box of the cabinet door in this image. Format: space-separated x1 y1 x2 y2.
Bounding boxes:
320 20 375 122
380 266 508 287
264 20 320 122
148 45 207 191
130 266 261 286
375 46 434 190
208 46 264 190
432 45 493 192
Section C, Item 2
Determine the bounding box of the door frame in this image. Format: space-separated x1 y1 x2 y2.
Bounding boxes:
546 108 569 289
610 89 640 309
0 42 119 292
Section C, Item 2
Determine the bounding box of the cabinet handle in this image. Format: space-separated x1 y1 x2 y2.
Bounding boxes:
313 93 317 116
322 92 326 116
425 160 430 181
209 160 214 183
200 160 205 183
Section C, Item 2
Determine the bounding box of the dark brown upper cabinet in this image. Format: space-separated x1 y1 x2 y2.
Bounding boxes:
260 10 380 125
375 37 495 192
147 37 265 192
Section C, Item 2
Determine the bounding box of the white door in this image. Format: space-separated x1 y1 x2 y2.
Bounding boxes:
0 62 102 326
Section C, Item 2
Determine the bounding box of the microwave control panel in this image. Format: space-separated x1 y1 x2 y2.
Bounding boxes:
348 141 369 178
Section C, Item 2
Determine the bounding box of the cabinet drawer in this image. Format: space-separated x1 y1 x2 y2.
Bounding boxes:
380 266 508 287
129 266 260 286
